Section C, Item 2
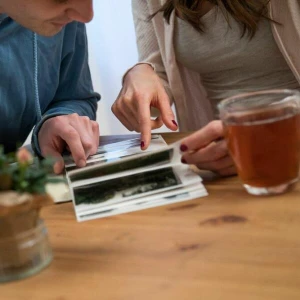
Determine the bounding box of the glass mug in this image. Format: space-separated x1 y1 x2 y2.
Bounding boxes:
218 89 300 196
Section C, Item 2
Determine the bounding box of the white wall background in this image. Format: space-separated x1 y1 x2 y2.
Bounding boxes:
86 0 138 136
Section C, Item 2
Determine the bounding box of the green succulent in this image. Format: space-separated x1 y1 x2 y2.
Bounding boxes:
0 146 62 194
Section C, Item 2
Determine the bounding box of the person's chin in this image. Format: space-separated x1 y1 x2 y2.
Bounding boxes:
33 24 65 37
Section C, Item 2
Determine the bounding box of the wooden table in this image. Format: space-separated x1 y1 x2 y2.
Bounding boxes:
2 133 300 300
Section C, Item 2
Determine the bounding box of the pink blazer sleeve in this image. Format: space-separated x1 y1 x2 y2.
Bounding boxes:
131 0 174 105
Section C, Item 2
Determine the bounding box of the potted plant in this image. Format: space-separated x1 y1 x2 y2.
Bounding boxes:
0 147 60 283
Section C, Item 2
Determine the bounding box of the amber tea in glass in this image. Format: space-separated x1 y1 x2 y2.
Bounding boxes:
218 90 300 195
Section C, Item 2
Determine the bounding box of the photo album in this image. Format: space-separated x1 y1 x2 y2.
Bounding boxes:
63 135 208 222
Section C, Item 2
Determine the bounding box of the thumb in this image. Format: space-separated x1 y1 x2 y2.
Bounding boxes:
42 147 65 175
151 116 164 130
53 159 65 175
157 92 178 131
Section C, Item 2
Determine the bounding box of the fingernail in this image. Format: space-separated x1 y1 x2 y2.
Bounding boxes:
181 158 187 164
141 141 145 148
172 120 178 127
78 159 86 168
180 144 188 152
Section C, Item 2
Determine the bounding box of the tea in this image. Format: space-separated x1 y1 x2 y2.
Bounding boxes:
224 110 300 187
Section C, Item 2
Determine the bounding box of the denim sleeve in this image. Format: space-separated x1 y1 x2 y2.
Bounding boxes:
32 23 100 157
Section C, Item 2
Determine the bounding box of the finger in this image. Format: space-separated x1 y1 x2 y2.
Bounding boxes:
120 105 143 132
70 116 97 158
41 146 65 175
53 160 65 175
116 91 141 125
58 125 86 168
194 155 234 172
91 121 100 155
150 116 164 130
180 120 224 151
183 139 228 164
217 165 237 177
138 100 152 150
73 120 99 158
117 111 136 131
112 102 137 131
157 90 178 131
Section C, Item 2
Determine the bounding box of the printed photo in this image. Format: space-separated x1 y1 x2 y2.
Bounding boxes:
95 135 161 154
64 135 166 168
78 187 207 222
73 166 181 208
77 181 205 217
68 148 174 183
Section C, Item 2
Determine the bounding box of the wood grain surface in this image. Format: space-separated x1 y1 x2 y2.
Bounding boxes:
2 133 300 300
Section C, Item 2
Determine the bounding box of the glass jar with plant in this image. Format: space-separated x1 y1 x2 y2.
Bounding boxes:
0 147 61 283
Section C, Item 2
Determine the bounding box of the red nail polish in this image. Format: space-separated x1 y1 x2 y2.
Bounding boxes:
141 141 145 148
181 158 187 164
180 144 188 152
172 120 178 127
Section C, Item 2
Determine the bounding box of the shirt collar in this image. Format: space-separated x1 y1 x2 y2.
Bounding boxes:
0 14 9 24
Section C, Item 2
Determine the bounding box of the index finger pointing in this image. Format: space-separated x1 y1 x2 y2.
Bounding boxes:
138 101 152 150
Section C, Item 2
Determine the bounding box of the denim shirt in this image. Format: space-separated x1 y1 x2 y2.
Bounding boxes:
0 16 100 154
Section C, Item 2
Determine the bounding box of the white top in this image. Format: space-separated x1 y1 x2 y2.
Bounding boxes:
174 6 300 111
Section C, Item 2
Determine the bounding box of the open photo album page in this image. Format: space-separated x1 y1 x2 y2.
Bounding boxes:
64 135 207 221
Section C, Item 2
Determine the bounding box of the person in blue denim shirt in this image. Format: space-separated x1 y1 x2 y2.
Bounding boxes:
0 0 100 174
